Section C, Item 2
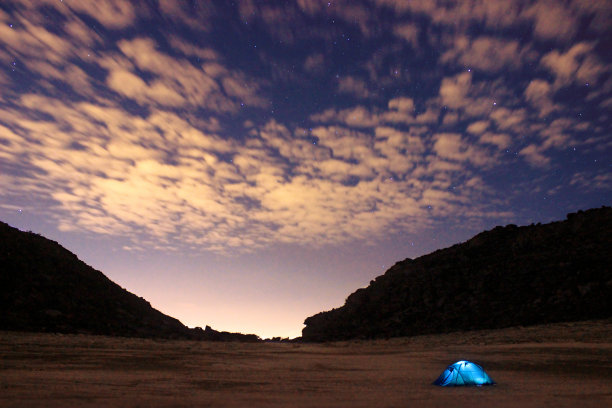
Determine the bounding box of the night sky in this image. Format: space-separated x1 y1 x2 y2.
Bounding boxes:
1 0 611 338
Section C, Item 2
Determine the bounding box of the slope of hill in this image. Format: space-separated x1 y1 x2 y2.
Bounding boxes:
302 207 612 341
0 222 259 341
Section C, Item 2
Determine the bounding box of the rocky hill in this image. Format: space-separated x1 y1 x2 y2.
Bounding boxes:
0 222 259 342
302 207 612 341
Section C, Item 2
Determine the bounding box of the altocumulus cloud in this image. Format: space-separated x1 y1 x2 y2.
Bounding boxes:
0 0 610 254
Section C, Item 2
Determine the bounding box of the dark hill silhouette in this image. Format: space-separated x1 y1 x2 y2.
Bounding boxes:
302 207 612 342
0 222 259 342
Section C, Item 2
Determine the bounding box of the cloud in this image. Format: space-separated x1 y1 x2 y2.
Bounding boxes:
1 96 249 248
107 68 185 107
296 0 377 37
66 1 137 29
1 0 607 255
478 133 511 150
516 117 578 168
489 108 528 132
524 79 556 117
541 43 608 89
238 0 302 42
573 0 612 34
441 36 534 72
374 126 426 174
375 0 524 30
466 121 489 135
63 18 102 47
304 53 325 73
519 144 550 167
524 0 577 41
433 133 494 167
393 23 419 48
1 81 509 253
0 4 265 114
337 76 372 98
158 0 213 31
538 118 573 150
109 37 266 111
0 13 74 63
169 36 219 60
312 126 371 161
439 72 472 109
236 0 376 44
311 106 382 128
388 97 415 112
570 172 612 192
311 98 439 128
375 0 590 43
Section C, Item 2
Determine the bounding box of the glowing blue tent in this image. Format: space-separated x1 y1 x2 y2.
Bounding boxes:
433 360 495 386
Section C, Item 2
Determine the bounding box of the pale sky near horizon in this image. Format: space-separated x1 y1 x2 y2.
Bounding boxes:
1 0 610 338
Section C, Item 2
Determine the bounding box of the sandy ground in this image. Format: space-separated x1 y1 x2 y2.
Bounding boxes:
1 320 611 408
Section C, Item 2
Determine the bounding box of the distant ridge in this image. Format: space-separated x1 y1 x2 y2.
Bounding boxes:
302 207 612 342
0 222 259 342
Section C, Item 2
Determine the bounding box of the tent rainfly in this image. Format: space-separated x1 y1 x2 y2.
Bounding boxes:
433 360 495 386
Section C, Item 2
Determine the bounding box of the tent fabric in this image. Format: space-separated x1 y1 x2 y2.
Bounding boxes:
433 360 495 386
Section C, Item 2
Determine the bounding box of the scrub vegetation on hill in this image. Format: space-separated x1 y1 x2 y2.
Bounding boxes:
0 221 259 342
303 207 612 341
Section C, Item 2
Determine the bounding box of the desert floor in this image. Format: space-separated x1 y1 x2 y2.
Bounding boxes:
1 320 611 408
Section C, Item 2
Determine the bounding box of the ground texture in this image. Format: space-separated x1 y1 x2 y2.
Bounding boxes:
1 320 611 407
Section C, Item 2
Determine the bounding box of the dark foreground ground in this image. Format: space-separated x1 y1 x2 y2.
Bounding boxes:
1 320 611 407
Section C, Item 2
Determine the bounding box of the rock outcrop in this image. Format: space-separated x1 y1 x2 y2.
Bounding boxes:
302 207 612 341
0 222 259 341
